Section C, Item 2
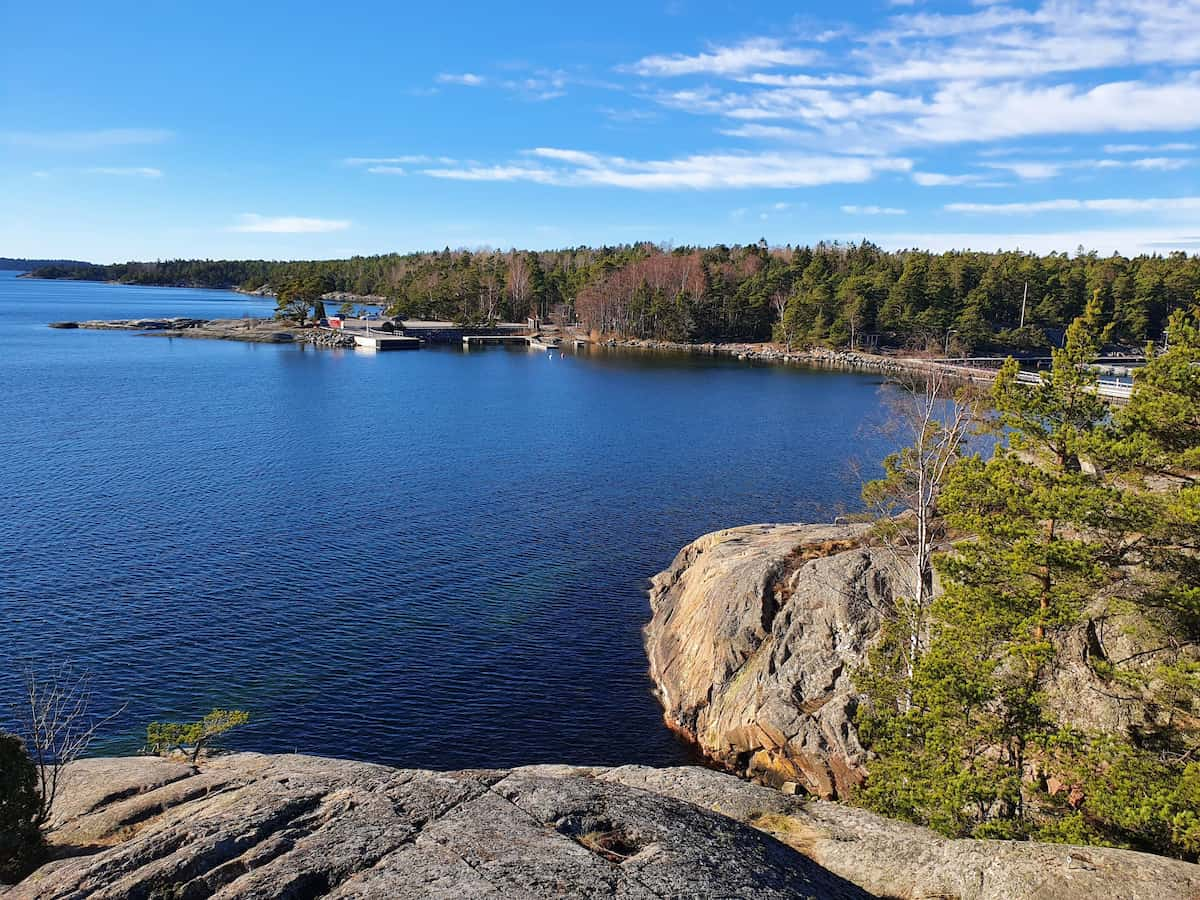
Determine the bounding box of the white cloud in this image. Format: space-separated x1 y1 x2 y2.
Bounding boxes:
422 148 912 190
945 196 1200 214
366 166 406 175
895 76 1200 144
1129 156 1191 171
912 171 992 186
502 70 570 101
1 128 173 151
627 38 817 77
719 124 808 140
344 155 435 166
628 0 1200 88
842 204 907 214
1104 141 1197 153
625 1 1200 154
979 156 1192 179
422 164 561 184
229 214 352 233
436 72 485 86
864 0 1200 83
737 72 865 88
86 167 163 178
981 161 1062 179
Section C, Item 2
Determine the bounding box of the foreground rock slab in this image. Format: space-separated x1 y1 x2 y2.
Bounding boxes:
9 755 1197 900
599 765 1200 900
8 754 867 899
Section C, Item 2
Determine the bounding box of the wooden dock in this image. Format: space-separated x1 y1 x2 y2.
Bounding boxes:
353 333 421 351
462 335 531 347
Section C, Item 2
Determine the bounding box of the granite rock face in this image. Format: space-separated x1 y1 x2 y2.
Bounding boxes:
7 754 868 900
599 765 1200 900
645 523 905 799
10 754 1199 900
643 522 1193 802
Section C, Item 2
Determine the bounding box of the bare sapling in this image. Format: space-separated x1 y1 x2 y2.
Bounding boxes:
15 665 125 829
861 366 981 709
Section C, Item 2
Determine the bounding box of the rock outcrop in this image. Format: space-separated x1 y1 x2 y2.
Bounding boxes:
644 522 1192 802
645 522 905 799
9 754 865 899
46 318 357 347
9 754 1198 900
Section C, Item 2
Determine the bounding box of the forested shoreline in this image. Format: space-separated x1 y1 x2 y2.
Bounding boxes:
1 257 91 271
29 241 1200 354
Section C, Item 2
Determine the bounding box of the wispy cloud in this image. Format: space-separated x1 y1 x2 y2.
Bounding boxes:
981 156 1192 179
719 124 808 141
430 67 589 102
344 155 461 175
228 214 351 233
842 204 907 215
945 196 1200 214
436 72 485 86
981 161 1063 180
344 155 438 166
912 171 994 186
86 166 163 178
627 38 818 77
1103 141 1197 153
619 0 1200 157
421 147 912 190
1 128 173 151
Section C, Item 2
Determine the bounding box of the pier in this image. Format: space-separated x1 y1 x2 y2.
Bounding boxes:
462 334 532 347
352 333 421 351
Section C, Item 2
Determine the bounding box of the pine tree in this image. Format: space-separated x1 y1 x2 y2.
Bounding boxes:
856 300 1200 857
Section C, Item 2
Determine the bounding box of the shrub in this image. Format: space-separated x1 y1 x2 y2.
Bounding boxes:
146 709 250 765
0 733 42 882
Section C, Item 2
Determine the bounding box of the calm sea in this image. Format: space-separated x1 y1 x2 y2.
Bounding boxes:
0 269 895 768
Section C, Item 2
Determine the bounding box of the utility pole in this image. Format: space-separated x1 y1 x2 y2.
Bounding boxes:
1019 282 1028 329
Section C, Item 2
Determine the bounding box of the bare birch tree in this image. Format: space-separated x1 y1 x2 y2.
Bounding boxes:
861 367 980 709
15 665 124 828
506 253 530 321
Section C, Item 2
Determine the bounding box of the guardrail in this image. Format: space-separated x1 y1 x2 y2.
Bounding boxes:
1013 369 1131 400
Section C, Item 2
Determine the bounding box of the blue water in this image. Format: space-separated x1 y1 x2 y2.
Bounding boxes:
0 270 895 768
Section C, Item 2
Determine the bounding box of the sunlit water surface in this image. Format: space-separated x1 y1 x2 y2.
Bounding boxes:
0 270 895 767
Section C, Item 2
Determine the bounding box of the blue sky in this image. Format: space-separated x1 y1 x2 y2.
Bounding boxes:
3 0 1199 262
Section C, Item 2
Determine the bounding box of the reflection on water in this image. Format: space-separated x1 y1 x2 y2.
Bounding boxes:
0 271 895 768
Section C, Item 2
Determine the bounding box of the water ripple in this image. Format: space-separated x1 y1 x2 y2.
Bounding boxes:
0 272 894 768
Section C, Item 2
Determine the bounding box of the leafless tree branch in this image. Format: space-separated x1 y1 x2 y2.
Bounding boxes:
14 665 126 829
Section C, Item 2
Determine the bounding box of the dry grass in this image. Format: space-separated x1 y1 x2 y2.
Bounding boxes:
750 813 824 857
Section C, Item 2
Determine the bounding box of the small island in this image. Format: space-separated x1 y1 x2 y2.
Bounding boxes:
47 316 355 347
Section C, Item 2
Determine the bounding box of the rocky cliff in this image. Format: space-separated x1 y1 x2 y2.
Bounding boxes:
645 522 901 799
8 753 1198 900
643 522 1182 802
